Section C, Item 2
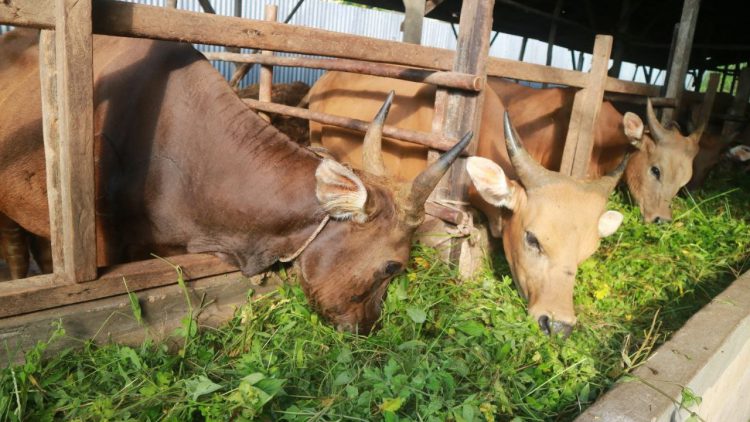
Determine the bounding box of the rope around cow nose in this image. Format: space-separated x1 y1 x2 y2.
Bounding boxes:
279 214 331 263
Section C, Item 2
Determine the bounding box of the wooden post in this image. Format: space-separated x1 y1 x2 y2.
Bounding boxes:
166 0 177 8
545 0 563 67
430 0 494 269
722 68 750 137
402 0 425 44
559 35 613 178
54 0 97 282
38 31 67 281
258 4 277 122
661 0 701 124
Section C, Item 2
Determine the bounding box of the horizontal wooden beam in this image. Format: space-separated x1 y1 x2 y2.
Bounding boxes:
603 94 676 107
0 254 236 318
2 0 662 97
243 98 463 152
204 52 484 91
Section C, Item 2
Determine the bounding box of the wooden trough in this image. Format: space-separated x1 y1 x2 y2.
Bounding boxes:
0 0 744 396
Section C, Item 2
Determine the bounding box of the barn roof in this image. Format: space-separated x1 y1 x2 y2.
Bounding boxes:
348 0 749 72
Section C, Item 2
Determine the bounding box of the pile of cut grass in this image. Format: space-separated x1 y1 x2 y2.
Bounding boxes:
2 167 749 421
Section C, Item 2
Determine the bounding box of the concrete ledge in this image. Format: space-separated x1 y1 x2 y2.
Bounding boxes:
0 271 281 366
577 269 750 422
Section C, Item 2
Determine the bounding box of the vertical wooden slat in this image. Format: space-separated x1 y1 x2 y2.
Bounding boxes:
722 68 750 137
432 0 494 264
559 35 613 178
402 0 426 44
55 0 97 282
661 0 701 124
38 30 68 281
258 4 277 122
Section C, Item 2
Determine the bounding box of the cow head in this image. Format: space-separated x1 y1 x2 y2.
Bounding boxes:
296 92 472 334
622 99 702 223
467 113 626 337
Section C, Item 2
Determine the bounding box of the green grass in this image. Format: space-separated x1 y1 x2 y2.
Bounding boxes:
2 167 749 421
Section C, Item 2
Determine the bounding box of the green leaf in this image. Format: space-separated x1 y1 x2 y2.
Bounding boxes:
333 371 353 386
406 307 427 323
122 277 143 325
455 320 486 337
184 375 222 401
380 397 405 413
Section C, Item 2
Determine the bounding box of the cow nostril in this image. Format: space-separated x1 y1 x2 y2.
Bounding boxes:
653 216 662 224
538 315 551 335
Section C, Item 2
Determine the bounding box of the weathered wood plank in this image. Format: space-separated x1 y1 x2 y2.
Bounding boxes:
38 30 68 280
722 68 750 137
3 0 660 97
402 0 426 44
257 4 277 122
0 254 236 318
560 35 613 178
54 0 97 282
1 270 278 367
661 0 701 123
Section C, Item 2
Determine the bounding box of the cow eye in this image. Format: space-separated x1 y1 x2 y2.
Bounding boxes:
525 231 542 253
384 261 403 276
650 166 661 180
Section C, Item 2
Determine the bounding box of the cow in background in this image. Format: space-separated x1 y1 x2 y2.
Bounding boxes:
0 29 470 333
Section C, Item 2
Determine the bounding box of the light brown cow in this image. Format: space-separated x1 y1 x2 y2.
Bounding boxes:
309 72 628 335
0 29 470 334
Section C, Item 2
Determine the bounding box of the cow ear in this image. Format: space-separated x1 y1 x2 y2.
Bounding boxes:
598 210 623 237
315 159 368 223
623 112 645 149
466 156 519 211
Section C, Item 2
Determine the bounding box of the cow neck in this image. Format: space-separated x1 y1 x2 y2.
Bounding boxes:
185 66 328 270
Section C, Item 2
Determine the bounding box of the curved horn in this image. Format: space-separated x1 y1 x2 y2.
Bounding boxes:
589 153 630 196
403 131 473 225
646 98 670 142
362 91 394 177
504 112 560 189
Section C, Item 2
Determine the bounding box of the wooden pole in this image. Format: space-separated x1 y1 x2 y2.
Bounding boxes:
402 0 425 44
54 0 97 282
661 0 701 124
38 30 67 281
560 35 613 178
258 4 277 122
204 52 483 91
166 0 177 8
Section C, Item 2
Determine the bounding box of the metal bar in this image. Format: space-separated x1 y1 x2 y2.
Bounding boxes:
204 52 483 91
243 99 461 152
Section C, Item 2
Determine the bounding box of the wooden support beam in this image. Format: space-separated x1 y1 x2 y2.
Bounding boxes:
243 98 461 152
661 0 701 123
166 0 178 8
0 254 236 318
402 0 425 44
258 4 277 122
433 0 494 267
38 30 67 280
204 52 483 91
560 35 613 178
424 0 444 14
3 1 660 97
545 0 564 67
722 68 750 137
54 0 97 282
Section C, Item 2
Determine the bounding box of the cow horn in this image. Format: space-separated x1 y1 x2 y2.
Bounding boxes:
362 91 394 177
646 98 670 142
504 112 559 189
402 131 473 226
589 153 630 196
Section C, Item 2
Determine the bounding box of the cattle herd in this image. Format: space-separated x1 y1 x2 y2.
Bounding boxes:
0 29 748 336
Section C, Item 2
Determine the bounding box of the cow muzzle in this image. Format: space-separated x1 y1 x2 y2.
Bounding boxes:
537 315 574 338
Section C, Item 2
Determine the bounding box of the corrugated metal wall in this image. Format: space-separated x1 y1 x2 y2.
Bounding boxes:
1 0 658 86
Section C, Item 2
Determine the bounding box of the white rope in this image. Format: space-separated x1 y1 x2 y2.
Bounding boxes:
279 214 330 262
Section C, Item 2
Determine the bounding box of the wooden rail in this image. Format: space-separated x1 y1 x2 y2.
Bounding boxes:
243 99 462 152
1 0 661 97
203 52 484 91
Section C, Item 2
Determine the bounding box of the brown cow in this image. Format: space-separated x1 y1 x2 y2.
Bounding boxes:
309 72 627 336
0 29 470 334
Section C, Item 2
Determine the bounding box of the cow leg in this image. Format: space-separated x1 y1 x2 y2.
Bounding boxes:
0 213 30 279
29 235 53 274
